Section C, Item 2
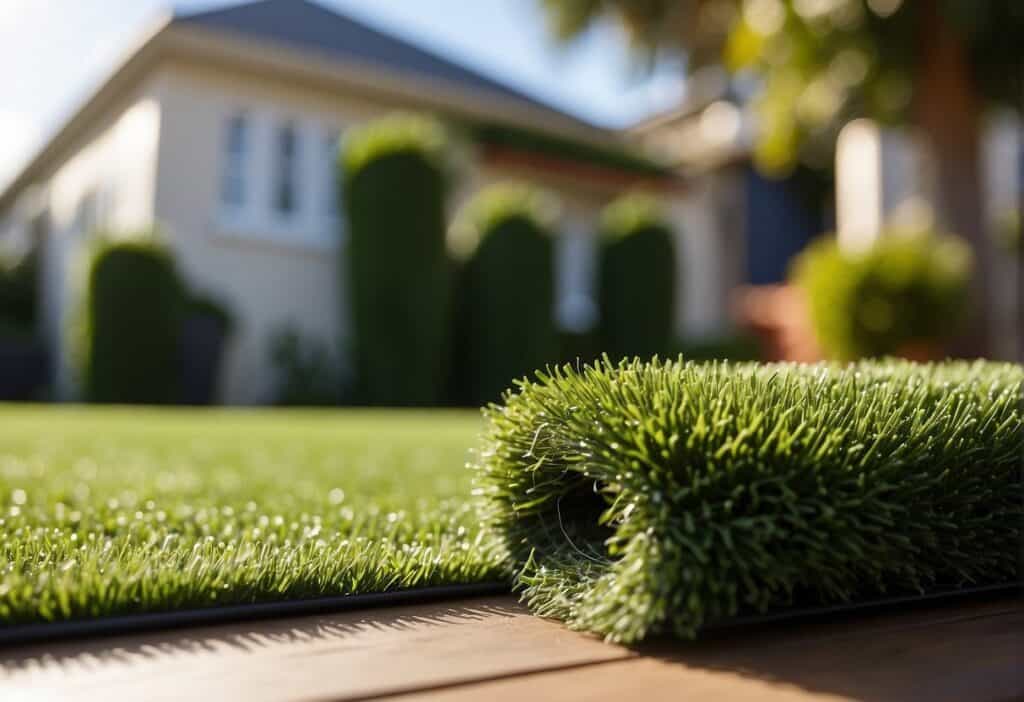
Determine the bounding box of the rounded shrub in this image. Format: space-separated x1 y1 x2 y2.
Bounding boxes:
449 183 558 405
791 231 972 360
596 193 677 362
341 114 452 406
0 248 38 336
80 237 185 403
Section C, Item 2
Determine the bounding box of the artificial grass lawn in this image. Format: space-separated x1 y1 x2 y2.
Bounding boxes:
0 407 504 626
477 358 1023 643
2 359 1021 642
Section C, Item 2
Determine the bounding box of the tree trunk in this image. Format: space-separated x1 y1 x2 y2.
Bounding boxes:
914 0 994 358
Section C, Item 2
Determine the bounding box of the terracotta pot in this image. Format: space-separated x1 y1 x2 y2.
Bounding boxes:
732 284 823 363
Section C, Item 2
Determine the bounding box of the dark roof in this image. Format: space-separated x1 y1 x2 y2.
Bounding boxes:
175 0 589 126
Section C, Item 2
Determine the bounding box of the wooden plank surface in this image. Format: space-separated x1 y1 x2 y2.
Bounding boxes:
392 600 1023 702
0 596 1019 702
0 597 630 702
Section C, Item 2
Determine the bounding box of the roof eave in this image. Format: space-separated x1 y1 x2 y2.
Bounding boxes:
159 21 612 144
0 13 174 213
0 17 621 213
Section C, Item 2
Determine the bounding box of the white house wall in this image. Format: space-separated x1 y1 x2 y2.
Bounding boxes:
465 158 723 344
668 179 733 339
132 54 746 405
149 61 375 405
20 87 163 399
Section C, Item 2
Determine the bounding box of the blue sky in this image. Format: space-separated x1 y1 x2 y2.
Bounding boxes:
0 0 685 189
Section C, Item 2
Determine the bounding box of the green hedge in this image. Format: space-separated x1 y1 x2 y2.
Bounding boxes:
597 194 676 361
80 237 185 403
791 232 972 360
341 114 452 406
450 184 558 405
674 333 763 362
0 248 38 337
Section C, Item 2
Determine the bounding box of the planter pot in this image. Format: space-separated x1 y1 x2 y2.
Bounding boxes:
0 338 48 401
732 284 823 362
179 315 228 405
894 341 943 362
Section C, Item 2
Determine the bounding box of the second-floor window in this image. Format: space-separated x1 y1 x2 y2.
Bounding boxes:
220 113 248 209
273 122 299 216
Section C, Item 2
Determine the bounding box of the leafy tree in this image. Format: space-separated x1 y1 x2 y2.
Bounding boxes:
542 0 1024 356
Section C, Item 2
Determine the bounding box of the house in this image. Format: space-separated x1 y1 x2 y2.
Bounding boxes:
0 0 738 404
632 71 1022 361
628 70 831 294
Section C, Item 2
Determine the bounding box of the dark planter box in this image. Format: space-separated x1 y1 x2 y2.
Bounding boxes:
0 338 48 401
179 315 228 405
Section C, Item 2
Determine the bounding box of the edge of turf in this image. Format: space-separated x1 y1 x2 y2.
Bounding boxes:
704 582 1021 632
0 582 510 648
2 582 1018 649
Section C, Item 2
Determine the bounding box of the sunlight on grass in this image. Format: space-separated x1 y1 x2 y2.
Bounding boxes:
0 407 504 626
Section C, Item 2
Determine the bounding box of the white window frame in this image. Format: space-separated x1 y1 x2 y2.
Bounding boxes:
323 126 342 219
213 106 342 252
272 120 301 219
219 111 250 214
555 216 598 333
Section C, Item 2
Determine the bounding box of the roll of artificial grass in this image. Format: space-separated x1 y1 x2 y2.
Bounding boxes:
475 358 1023 643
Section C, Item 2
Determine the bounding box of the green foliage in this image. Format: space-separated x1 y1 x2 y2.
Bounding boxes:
0 248 38 336
0 407 502 625
186 292 234 333
475 356 1024 643
674 333 762 362
342 114 453 406
597 193 676 361
463 121 674 178
269 325 341 406
559 330 601 367
997 209 1020 254
450 184 559 405
791 232 971 360
541 0 1024 174
80 237 185 404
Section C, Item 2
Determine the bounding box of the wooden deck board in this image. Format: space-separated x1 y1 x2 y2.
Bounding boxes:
393 600 1023 702
0 597 630 702
0 596 1019 702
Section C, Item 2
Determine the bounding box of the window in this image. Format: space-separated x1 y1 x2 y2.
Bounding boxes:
324 128 341 217
555 220 598 333
220 113 249 209
74 189 98 234
273 122 300 216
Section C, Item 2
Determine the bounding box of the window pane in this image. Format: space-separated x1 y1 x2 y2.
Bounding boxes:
325 129 340 216
275 123 299 215
220 114 247 208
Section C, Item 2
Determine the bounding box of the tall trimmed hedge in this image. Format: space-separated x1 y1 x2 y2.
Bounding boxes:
597 194 676 361
342 115 452 406
0 248 38 337
450 184 558 405
791 231 972 360
81 238 185 403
